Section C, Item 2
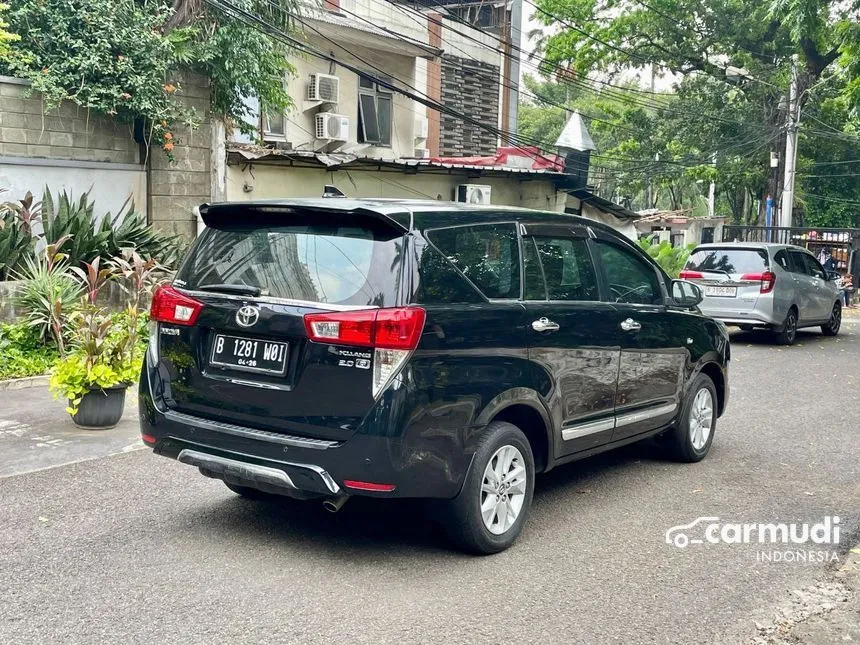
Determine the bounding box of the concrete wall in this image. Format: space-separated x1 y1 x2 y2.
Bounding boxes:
0 74 212 241
225 163 565 212
0 77 140 165
0 75 146 216
148 73 212 239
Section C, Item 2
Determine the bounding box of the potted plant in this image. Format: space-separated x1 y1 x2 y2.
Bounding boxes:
49 252 159 429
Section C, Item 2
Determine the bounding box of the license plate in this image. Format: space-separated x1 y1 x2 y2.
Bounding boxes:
704 285 737 297
210 334 288 375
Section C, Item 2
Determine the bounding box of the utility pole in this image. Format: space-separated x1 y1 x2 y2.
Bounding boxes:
780 56 800 228
646 63 655 209
707 152 716 217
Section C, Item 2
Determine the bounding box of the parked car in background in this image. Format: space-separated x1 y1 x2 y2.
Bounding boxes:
140 199 730 554
680 242 842 344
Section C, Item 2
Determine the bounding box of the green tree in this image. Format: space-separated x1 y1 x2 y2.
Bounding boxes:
0 2 17 60
533 0 860 225
1 0 297 156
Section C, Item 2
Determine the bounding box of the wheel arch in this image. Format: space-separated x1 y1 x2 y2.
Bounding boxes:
475 389 553 473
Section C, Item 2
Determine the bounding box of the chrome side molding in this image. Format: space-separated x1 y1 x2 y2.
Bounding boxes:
561 402 678 441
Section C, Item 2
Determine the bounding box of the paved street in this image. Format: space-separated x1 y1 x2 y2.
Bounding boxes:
1 321 858 645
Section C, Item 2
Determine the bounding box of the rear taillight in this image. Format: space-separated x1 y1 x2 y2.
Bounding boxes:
304 307 426 397
679 270 703 279
740 272 776 294
304 307 425 350
150 285 204 326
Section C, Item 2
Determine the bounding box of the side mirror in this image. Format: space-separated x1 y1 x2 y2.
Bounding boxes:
671 279 704 308
825 270 840 282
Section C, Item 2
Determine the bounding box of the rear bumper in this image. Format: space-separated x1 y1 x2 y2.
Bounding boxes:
138 363 469 500
707 316 777 327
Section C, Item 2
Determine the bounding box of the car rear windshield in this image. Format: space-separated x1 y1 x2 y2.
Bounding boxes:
176 223 404 307
686 247 769 275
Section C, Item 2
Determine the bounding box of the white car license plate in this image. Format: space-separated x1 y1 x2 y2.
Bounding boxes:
704 285 737 297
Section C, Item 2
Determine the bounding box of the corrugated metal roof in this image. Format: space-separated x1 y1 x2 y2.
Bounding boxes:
226 144 566 178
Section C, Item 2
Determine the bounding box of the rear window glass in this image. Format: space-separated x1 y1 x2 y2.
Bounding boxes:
686 248 769 274
176 225 404 307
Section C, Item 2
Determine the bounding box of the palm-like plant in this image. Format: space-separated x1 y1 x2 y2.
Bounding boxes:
12 235 83 355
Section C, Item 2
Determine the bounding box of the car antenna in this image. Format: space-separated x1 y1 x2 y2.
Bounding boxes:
322 185 346 198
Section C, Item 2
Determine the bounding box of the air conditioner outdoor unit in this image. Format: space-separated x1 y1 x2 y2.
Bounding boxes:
414 117 429 140
413 148 431 159
456 184 492 205
315 112 349 141
307 73 339 103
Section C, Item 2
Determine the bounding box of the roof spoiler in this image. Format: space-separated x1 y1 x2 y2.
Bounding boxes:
197 202 410 234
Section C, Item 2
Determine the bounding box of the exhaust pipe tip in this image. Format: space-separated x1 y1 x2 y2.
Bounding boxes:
323 494 349 513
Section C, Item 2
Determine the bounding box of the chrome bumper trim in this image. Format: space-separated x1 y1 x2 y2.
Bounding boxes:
177 449 341 495
164 410 341 450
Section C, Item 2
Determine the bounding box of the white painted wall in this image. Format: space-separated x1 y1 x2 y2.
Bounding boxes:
0 160 146 221
226 163 565 212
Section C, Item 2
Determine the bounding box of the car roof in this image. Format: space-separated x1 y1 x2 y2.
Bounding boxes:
692 242 814 253
199 198 617 234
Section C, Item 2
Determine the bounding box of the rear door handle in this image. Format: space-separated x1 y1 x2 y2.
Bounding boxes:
531 317 560 332
620 318 641 332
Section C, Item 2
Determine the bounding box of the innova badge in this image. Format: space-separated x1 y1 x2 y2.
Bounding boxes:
235 305 260 328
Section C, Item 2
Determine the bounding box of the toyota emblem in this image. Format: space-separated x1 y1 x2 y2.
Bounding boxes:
235 305 260 328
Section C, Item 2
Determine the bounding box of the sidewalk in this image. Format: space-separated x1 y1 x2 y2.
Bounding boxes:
0 382 143 478
752 547 860 644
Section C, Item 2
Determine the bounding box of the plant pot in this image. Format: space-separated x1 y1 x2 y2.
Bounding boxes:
71 386 127 430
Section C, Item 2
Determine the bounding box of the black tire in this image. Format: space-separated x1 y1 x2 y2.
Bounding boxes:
773 307 798 345
821 301 841 337
224 482 280 500
441 421 535 555
660 373 717 463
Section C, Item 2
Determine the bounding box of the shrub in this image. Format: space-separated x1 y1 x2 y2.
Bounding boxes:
637 237 694 278
12 237 83 354
0 322 58 380
0 190 38 280
41 188 184 269
50 252 158 413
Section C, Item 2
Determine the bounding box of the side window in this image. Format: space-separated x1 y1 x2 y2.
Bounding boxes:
800 254 826 280
594 240 663 305
774 250 791 271
787 251 807 274
526 236 599 301
427 224 520 299
522 237 547 300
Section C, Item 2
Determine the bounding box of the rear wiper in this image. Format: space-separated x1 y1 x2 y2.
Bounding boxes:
196 283 262 296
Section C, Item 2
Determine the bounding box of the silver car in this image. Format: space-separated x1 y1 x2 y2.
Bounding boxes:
680 243 842 344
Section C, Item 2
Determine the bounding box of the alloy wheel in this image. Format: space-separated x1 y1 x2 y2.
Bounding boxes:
689 388 714 451
830 303 842 333
785 312 797 343
480 445 527 535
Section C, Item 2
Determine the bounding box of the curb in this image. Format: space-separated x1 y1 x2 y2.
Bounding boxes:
0 375 50 391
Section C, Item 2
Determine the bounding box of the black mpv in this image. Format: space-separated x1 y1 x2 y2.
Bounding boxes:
139 199 730 554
